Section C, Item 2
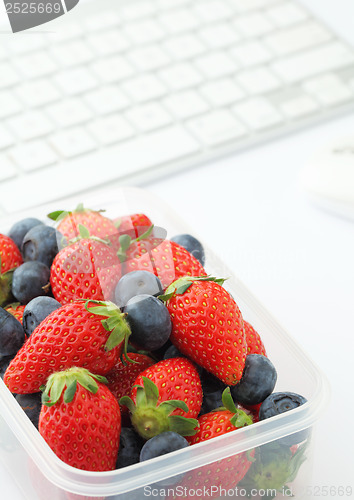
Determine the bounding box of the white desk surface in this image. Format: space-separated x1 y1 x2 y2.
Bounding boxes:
1 0 354 498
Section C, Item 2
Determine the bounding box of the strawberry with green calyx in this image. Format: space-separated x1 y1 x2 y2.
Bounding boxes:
50 225 122 304
4 300 131 394
0 234 23 307
160 276 247 385
188 387 253 445
120 357 202 440
119 227 207 289
48 203 120 251
39 367 121 472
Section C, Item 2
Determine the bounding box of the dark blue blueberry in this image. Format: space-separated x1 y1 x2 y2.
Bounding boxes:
22 225 62 267
15 393 42 428
170 234 205 266
125 294 172 351
114 271 163 309
259 392 308 446
116 427 144 469
230 354 277 406
163 344 184 360
12 261 51 304
199 371 227 415
8 218 43 252
140 431 189 462
0 307 25 357
23 296 61 336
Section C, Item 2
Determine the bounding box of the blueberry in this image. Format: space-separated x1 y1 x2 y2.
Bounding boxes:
163 344 184 360
15 393 42 428
170 234 205 266
125 294 172 351
259 392 308 446
22 225 62 267
0 307 25 357
199 371 227 415
12 261 51 304
140 431 189 462
116 428 144 469
23 296 61 336
230 354 277 406
114 271 163 309
8 218 43 252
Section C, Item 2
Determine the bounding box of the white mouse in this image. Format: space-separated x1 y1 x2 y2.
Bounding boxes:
300 134 354 220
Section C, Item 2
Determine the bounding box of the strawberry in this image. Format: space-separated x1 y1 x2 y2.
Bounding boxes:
48 203 119 250
5 303 25 323
50 226 121 304
4 300 131 394
244 320 267 356
106 352 155 423
120 357 202 440
114 213 152 239
174 389 254 500
119 231 207 289
0 234 23 306
39 367 121 471
160 276 247 385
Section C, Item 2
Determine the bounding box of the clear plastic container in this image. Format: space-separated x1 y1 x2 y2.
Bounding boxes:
0 187 330 500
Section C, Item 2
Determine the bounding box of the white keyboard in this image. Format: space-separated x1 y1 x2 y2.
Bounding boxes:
1 0 354 215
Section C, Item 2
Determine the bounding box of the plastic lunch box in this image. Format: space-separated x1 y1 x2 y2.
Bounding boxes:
0 186 330 500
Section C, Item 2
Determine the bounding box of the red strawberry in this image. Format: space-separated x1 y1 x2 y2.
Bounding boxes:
161 276 247 385
4 300 131 394
50 232 121 304
5 303 25 323
120 234 207 289
39 367 121 471
0 234 23 306
106 352 154 424
114 213 152 239
244 320 267 356
48 204 119 250
120 357 202 440
239 402 262 423
175 389 254 499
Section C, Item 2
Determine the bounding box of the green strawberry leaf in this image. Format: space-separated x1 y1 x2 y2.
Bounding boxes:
63 380 77 404
159 400 189 416
168 415 199 436
47 210 68 221
119 396 136 414
78 224 90 239
141 376 159 407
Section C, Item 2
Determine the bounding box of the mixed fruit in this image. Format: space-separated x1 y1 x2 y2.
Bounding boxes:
0 203 309 497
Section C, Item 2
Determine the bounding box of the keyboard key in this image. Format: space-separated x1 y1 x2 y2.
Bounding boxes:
159 63 203 90
88 115 134 145
126 103 172 131
230 41 273 67
0 155 17 180
233 12 274 38
121 1 157 21
264 21 332 56
84 11 120 31
271 42 354 83
164 91 209 119
128 45 170 71
0 125 15 149
7 34 46 55
266 2 308 27
46 99 93 128
88 31 130 56
279 94 319 118
7 112 54 141
0 91 21 119
50 41 93 68
121 75 167 103
47 23 83 43
13 52 57 79
195 52 237 79
193 1 232 23
163 34 206 61
53 68 98 96
84 87 130 115
233 97 282 129
231 0 280 12
199 24 240 49
49 129 97 158
303 75 352 105
188 110 246 146
16 80 61 108
237 68 281 94
0 126 200 213
158 9 199 34
91 56 134 83
201 79 245 106
124 19 166 45
0 63 20 89
9 141 57 171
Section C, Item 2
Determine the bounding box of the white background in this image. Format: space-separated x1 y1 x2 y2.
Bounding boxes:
0 0 354 498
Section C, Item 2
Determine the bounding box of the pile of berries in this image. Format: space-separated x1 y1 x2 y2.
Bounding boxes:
0 204 308 496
